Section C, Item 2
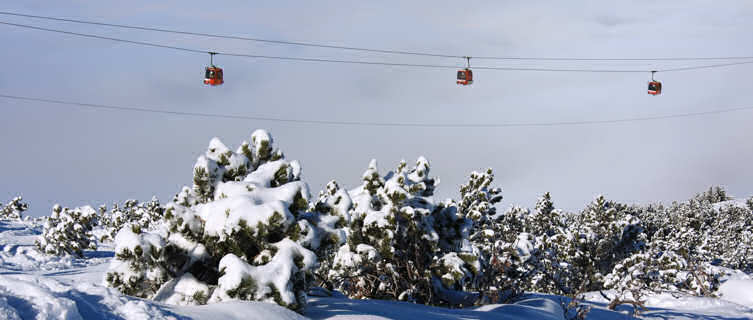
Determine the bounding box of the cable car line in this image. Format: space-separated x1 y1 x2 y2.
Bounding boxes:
658 60 753 72
0 11 463 59
3 21 753 74
2 10 753 62
0 21 206 54
2 93 753 128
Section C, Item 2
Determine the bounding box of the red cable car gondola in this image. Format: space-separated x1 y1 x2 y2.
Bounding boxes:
204 52 224 86
648 71 661 95
457 57 473 86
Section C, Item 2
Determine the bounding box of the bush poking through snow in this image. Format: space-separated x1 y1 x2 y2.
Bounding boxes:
328 158 441 304
325 159 496 307
35 205 98 257
100 197 165 241
106 227 169 298
0 196 29 220
106 130 328 313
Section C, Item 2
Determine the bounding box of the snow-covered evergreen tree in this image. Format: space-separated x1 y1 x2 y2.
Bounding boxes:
308 180 351 287
325 158 496 306
557 196 644 292
605 239 720 302
603 190 737 306
35 205 98 257
106 130 330 312
0 196 29 220
100 197 165 241
106 226 169 299
329 158 440 304
523 193 572 294
693 186 730 204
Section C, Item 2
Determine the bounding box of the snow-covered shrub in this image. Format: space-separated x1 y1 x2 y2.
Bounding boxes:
693 186 731 204
605 240 720 304
708 204 753 272
641 189 745 270
0 196 29 220
308 180 351 286
328 158 441 303
326 162 502 306
471 192 572 299
106 130 330 312
433 169 501 300
471 204 530 301
602 189 745 306
521 193 572 295
35 205 98 257
557 196 644 292
100 197 165 241
105 226 169 298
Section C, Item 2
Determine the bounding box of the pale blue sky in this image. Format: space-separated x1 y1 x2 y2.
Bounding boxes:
2 1 753 216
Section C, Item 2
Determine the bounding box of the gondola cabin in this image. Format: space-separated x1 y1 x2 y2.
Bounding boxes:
457 68 473 85
648 81 661 95
204 66 224 86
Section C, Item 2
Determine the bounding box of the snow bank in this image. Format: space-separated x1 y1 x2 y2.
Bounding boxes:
168 301 306 320
0 275 82 320
719 279 753 308
306 294 566 320
0 220 108 272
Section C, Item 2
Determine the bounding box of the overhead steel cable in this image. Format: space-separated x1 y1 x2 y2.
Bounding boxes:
4 21 753 74
0 11 462 59
658 60 753 72
0 21 456 69
2 11 753 62
2 93 753 128
0 21 206 54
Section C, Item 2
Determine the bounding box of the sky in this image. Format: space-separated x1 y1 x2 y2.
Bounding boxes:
1 1 753 216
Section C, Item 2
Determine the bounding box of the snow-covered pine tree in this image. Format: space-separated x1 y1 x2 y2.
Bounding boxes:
35 205 98 257
0 196 29 220
460 169 503 235
429 169 503 303
308 180 351 288
653 197 713 263
605 238 720 305
703 199 753 272
693 186 731 204
603 190 733 305
329 158 441 304
106 130 332 312
326 158 489 306
100 197 165 241
458 171 571 301
480 205 536 297
524 193 571 295
560 195 643 292
461 170 504 296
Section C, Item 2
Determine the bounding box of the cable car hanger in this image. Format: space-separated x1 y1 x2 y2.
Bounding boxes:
204 52 224 86
457 56 473 86
647 70 662 95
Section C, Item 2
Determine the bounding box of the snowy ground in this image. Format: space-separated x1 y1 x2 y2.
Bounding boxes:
1 219 752 319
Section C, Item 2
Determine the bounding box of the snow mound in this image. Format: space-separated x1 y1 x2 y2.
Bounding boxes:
0 272 305 320
307 294 566 320
0 220 109 272
720 279 753 308
0 274 179 320
167 301 306 320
